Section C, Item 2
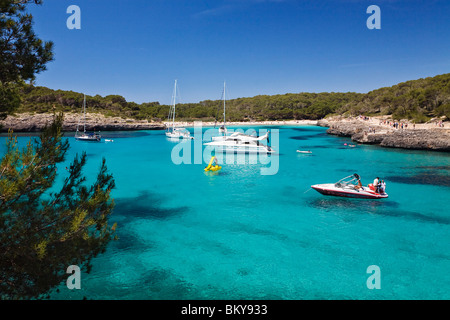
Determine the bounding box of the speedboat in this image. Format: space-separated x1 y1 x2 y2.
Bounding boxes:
204 131 275 154
311 174 388 199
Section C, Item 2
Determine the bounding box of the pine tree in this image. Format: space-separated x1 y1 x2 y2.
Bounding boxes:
1 0 54 118
0 113 117 299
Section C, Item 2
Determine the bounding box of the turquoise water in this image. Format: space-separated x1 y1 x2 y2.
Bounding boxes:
2 126 450 299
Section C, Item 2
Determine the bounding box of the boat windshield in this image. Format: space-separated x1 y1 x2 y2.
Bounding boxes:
334 174 360 188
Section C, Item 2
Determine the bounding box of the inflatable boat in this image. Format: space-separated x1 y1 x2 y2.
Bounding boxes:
204 156 222 172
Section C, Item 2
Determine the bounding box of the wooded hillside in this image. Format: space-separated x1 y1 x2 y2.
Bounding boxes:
13 73 450 123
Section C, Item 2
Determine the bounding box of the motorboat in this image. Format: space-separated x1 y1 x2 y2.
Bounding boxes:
75 94 101 142
165 80 193 140
204 131 275 154
311 174 388 199
297 150 312 154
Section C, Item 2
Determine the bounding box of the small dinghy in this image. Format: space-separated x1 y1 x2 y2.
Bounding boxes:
311 174 388 199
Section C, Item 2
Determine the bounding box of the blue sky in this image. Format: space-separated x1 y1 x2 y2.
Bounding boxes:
28 0 450 105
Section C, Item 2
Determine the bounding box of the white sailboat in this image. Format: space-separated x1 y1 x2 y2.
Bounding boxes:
205 82 274 153
212 82 230 142
75 94 101 142
165 80 193 139
218 81 227 134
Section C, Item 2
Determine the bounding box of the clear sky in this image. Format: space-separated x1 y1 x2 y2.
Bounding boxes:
28 0 450 105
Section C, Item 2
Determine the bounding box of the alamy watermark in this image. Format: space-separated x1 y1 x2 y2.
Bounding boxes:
66 265 81 290
67 5 81 30
169 122 279 176
367 5 381 30
366 265 381 289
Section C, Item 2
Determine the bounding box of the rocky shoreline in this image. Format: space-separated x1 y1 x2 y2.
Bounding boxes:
318 117 450 152
2 112 449 152
0 112 165 132
0 113 318 133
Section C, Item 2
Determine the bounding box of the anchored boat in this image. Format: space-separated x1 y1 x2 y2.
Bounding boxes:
204 131 274 154
75 94 101 142
165 80 193 140
311 174 388 199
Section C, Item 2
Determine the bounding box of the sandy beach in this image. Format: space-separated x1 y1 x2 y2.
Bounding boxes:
164 119 319 128
323 115 448 130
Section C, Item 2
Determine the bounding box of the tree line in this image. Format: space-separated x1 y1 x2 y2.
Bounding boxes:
11 73 450 124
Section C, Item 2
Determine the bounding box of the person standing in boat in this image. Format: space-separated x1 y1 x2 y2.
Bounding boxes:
379 180 386 194
373 177 380 193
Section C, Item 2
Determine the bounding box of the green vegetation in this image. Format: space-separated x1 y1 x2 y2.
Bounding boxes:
1 1 117 300
0 0 54 119
338 73 450 123
0 113 116 299
13 73 450 124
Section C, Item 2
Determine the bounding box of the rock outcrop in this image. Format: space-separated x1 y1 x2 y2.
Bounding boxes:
317 119 450 152
0 113 165 132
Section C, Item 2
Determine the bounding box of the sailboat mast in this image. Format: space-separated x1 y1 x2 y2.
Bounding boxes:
223 81 226 133
172 80 177 130
83 94 86 133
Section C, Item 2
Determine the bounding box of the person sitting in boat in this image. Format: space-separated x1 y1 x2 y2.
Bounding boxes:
354 177 363 190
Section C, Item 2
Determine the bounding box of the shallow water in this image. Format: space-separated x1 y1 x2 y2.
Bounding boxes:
2 125 449 299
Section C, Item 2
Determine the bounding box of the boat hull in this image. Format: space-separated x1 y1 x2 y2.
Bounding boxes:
311 184 388 199
204 144 275 154
75 136 101 142
165 133 192 139
165 128 193 139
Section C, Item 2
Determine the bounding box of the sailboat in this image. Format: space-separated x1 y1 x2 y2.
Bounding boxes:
165 80 193 139
212 81 230 142
205 82 274 153
218 81 227 134
75 94 101 142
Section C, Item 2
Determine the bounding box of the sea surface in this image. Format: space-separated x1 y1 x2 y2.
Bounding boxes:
2 125 449 300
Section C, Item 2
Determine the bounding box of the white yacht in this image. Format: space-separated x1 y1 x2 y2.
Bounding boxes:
75 94 101 142
165 80 193 140
204 131 274 154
